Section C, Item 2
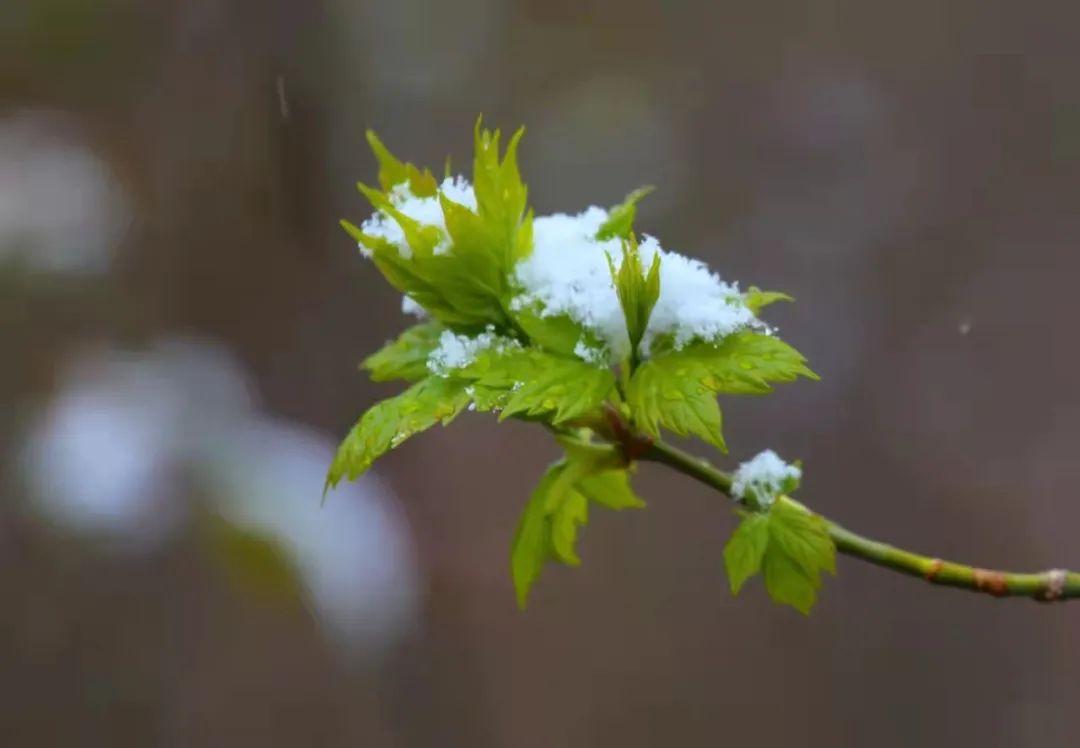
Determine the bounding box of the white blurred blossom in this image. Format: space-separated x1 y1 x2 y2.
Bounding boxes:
21 337 251 548
0 110 130 275
20 336 420 656
201 417 420 655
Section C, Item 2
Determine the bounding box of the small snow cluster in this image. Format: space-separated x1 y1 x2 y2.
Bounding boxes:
731 450 801 508
573 338 609 365
401 295 427 318
426 327 520 375
512 207 760 360
359 176 476 258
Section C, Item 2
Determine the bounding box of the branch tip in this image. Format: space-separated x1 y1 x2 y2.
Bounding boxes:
636 436 1080 603
1038 569 1068 603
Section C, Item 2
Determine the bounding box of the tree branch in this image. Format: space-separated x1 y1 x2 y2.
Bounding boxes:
641 439 1080 602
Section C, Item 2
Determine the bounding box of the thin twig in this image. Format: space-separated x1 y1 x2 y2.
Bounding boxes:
641 438 1080 602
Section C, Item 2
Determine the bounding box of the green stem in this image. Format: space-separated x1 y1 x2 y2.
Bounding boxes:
500 303 533 345
642 439 1080 602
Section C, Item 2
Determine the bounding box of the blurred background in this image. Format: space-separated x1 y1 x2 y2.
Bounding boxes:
3 0 1080 745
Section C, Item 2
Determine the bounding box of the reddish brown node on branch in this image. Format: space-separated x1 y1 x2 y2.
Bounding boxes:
924 559 944 582
622 432 654 462
972 568 1009 597
602 404 653 464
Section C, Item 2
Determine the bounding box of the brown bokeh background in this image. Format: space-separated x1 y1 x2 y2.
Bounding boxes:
3 1 1080 746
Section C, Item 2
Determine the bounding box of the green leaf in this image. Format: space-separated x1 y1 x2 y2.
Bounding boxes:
762 550 818 615
725 499 836 614
466 382 514 413
767 499 836 578
361 322 443 382
626 354 726 451
554 435 625 474
511 456 646 608
723 512 769 594
438 341 533 387
607 234 662 356
436 346 615 424
351 220 511 328
576 469 647 510
344 124 536 332
356 182 444 257
513 306 591 358
325 377 470 494
512 463 570 608
699 332 818 394
517 209 534 264
365 130 438 196
744 287 794 315
365 130 407 191
646 332 818 398
498 352 617 424
596 185 655 241
340 218 368 245
472 119 531 265
438 192 511 293
549 490 589 565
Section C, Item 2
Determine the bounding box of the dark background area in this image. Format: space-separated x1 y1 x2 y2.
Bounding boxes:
3 1 1080 745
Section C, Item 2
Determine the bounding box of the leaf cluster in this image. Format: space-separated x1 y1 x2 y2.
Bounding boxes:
329 121 826 612
724 499 837 614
